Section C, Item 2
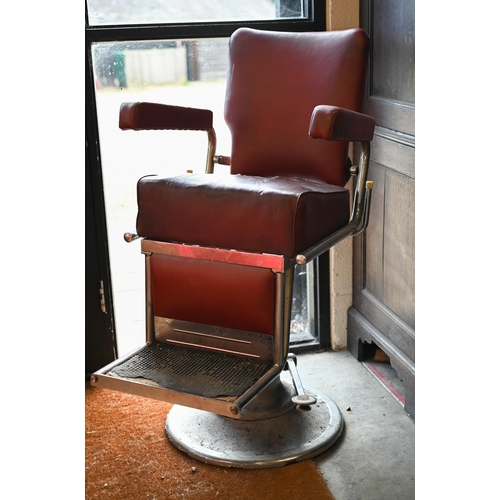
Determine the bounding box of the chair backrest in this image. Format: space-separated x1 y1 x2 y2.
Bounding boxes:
224 28 369 187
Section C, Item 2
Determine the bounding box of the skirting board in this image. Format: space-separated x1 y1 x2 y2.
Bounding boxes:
347 307 414 421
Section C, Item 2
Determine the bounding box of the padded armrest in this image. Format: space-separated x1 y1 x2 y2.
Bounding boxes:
119 102 213 131
309 105 375 142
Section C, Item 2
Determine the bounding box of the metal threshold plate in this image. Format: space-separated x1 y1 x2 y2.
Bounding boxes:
166 387 343 469
110 342 274 399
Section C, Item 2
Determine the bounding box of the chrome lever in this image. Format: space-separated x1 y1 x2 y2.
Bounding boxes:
286 354 317 411
352 180 374 237
124 232 140 243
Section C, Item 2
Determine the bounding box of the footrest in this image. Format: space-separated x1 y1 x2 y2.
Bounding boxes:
91 342 277 418
111 342 274 398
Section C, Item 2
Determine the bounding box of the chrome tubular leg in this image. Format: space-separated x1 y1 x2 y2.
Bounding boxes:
144 251 154 344
273 266 295 368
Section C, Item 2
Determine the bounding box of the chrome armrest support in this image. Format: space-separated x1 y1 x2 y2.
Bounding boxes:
205 128 217 174
296 141 373 265
352 180 374 237
206 130 231 173
350 141 371 228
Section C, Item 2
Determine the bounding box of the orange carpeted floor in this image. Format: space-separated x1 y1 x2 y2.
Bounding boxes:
85 384 335 500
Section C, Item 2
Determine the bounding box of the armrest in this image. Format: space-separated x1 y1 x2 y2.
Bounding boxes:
309 105 375 142
119 102 213 131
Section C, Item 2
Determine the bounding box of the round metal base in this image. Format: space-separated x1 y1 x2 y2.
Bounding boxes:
165 386 344 469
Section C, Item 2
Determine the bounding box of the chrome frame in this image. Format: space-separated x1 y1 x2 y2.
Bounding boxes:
92 137 373 419
92 239 296 419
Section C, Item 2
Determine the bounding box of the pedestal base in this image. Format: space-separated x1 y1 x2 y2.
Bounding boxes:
165 386 343 469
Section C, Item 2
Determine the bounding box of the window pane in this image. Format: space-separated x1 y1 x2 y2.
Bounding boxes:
291 261 316 344
87 0 307 26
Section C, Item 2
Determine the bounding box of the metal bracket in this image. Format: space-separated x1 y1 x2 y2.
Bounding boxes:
99 279 107 314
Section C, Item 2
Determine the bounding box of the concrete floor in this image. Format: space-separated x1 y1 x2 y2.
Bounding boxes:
296 349 415 500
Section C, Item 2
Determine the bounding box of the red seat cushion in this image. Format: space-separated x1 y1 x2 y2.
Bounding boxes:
136 173 350 258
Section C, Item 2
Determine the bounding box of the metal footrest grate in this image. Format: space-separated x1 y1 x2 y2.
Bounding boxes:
110 342 274 399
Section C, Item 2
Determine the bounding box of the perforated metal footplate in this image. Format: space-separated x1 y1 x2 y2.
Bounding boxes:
110 342 274 398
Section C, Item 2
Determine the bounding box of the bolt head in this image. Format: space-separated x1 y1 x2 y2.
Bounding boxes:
296 255 307 266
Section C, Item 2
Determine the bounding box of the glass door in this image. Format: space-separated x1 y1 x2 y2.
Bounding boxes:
86 1 328 358
92 38 232 356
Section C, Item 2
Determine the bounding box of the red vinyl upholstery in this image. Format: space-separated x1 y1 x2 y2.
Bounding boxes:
151 254 276 336
136 173 350 258
225 28 369 186
119 102 213 131
127 28 371 337
134 29 370 256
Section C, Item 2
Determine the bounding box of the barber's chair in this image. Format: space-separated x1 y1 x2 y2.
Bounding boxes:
91 27 375 469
